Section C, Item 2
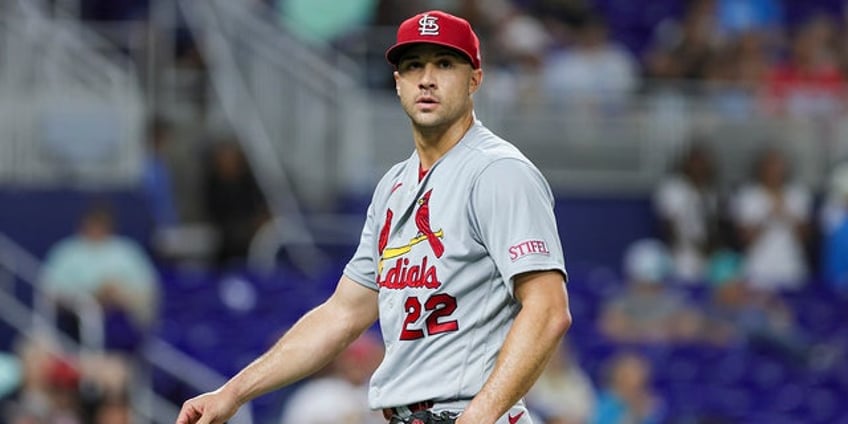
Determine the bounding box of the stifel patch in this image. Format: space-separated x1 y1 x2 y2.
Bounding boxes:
509 239 550 261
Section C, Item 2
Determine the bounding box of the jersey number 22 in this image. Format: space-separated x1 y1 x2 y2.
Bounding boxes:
400 293 459 340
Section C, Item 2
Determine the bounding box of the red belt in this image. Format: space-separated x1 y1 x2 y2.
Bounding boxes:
382 400 435 420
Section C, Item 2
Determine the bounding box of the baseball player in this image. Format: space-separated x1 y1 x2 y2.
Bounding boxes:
176 10 571 424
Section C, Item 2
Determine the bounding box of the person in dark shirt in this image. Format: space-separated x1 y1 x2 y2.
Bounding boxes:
202 141 270 267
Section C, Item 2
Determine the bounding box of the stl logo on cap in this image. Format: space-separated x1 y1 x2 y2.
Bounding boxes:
386 10 482 69
418 14 439 35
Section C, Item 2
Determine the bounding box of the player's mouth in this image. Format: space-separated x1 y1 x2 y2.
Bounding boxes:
415 96 439 110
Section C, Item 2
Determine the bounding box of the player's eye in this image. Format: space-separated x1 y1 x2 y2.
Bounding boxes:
400 61 423 71
437 59 454 69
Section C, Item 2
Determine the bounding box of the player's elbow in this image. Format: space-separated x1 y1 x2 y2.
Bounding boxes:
551 303 572 339
546 284 572 338
531 296 571 343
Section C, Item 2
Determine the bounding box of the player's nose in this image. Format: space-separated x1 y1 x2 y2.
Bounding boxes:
417 63 437 89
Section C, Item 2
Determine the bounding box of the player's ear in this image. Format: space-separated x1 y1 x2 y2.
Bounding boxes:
394 71 401 96
469 69 483 95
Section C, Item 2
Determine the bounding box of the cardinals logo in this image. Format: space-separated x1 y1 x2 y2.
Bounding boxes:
414 189 444 257
377 189 444 288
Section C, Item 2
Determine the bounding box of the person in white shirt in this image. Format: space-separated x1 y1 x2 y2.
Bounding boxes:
653 144 722 282
731 148 812 290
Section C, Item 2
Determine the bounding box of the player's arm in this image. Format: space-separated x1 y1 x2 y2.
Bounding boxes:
175 276 379 424
457 270 571 424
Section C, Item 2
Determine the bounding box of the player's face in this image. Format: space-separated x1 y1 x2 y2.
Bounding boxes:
394 45 482 130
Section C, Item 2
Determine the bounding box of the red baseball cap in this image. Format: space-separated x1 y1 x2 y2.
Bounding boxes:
386 10 482 69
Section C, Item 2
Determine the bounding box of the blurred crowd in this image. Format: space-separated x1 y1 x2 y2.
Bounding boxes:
653 142 848 292
64 0 848 120
293 0 848 118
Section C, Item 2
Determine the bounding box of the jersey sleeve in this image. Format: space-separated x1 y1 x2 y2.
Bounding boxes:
343 201 379 291
469 158 567 292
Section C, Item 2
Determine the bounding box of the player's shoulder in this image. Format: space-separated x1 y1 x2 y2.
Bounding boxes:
459 121 534 170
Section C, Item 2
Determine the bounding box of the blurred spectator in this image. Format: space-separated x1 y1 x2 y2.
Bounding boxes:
526 339 596 424
529 0 593 42
486 11 552 104
765 15 845 117
202 142 271 267
645 0 719 81
715 0 783 39
2 336 132 424
599 239 704 343
703 250 843 368
496 12 551 69
653 142 724 282
40 203 159 352
3 337 83 424
374 0 428 26
591 352 664 424
820 162 848 292
142 116 179 232
276 0 377 44
730 148 812 290
701 251 805 357
541 14 638 106
280 332 384 424
705 29 773 117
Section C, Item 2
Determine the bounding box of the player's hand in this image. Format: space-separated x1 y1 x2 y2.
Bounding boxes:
175 388 240 424
454 410 491 424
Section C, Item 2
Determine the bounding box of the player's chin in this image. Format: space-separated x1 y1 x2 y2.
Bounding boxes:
410 110 446 125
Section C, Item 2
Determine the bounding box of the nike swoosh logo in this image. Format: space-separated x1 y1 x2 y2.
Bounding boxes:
390 181 403 194
508 411 525 424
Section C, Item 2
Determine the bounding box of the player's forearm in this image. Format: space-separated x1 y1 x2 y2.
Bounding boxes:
221 294 375 405
462 282 571 423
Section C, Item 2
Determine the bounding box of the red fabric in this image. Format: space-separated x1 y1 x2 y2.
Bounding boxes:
415 189 444 258
767 63 845 99
48 358 80 390
378 209 393 255
386 10 481 69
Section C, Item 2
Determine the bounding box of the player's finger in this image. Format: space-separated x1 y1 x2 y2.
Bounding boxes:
176 402 201 424
195 412 218 424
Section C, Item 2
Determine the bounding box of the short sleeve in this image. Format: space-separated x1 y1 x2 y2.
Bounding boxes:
469 159 567 289
343 202 379 291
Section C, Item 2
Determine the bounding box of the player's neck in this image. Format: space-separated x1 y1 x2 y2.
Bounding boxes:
413 112 474 169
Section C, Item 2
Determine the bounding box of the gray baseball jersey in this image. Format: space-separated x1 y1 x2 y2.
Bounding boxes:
344 119 567 411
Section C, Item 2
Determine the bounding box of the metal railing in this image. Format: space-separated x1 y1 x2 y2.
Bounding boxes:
0 0 144 188
179 0 375 272
0 232 255 424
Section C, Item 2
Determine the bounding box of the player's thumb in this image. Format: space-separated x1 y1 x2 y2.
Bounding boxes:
195 412 216 424
175 406 197 424
196 404 235 424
